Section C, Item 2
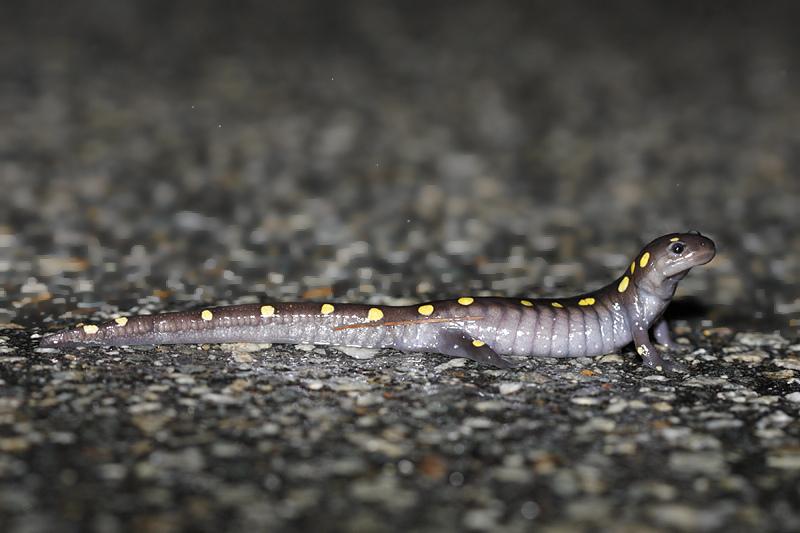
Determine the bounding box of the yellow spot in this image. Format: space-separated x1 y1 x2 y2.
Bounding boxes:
472 339 485 347
201 310 213 321
578 298 595 306
670 237 680 242
260 305 275 317
367 307 384 321
457 297 474 306
630 261 635 274
637 345 645 355
639 252 650 268
551 302 563 308
520 300 533 307
83 325 99 334
418 304 434 316
321 304 335 315
617 276 630 293
114 317 128 326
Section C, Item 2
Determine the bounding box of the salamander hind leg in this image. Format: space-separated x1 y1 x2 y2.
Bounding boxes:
436 329 517 369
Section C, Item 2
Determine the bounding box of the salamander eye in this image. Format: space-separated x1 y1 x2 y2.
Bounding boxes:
669 242 685 254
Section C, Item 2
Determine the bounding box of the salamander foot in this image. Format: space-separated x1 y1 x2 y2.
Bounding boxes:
641 352 687 374
436 330 518 369
638 342 688 374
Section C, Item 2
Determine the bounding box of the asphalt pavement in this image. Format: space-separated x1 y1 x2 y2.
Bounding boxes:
1 2 799 532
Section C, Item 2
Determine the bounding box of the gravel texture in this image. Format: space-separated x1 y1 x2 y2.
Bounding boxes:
1 2 799 532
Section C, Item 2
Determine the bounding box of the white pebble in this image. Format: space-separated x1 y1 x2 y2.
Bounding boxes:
499 382 523 395
785 392 800 403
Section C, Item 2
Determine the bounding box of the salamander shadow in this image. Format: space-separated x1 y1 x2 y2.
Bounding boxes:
662 297 711 321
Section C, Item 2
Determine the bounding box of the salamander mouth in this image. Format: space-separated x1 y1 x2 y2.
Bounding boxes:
693 246 716 266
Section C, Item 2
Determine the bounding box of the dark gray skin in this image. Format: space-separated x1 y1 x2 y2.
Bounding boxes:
40 232 716 372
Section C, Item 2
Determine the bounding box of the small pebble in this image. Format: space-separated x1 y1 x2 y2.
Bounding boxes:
498 382 523 394
785 392 800 403
571 396 602 406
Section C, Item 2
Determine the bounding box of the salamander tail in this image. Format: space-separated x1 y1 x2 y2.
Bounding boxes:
40 328 79 348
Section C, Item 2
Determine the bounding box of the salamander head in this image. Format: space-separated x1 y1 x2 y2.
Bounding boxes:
634 232 716 291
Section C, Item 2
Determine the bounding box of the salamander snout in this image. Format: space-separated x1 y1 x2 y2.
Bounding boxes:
688 234 716 265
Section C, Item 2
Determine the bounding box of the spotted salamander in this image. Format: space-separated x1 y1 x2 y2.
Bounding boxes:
40 232 715 372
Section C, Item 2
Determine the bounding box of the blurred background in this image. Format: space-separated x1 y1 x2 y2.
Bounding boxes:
1 0 797 331
1 2 800 531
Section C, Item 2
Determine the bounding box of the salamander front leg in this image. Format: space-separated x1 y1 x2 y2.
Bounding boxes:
631 328 687 374
436 329 517 369
652 318 684 351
